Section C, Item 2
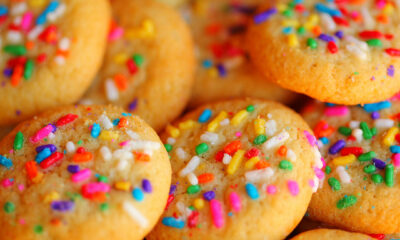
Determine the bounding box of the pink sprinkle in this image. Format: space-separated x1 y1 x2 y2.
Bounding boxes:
303 130 317 146
314 167 325 179
266 185 277 195
287 180 299 196
18 184 25 192
84 182 110 194
393 154 400 167
21 11 33 31
324 106 349 117
71 169 92 183
108 27 124 41
321 157 326 168
119 140 130 146
2 179 13 188
19 218 26 225
9 149 14 154
308 179 315 188
235 131 242 137
30 124 54 143
229 192 241 213
210 199 225 228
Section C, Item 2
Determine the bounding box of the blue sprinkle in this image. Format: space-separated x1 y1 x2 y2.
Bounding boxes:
245 183 259 200
35 148 52 164
132 188 144 201
162 217 185 229
0 155 12 169
315 3 341 16
390 145 400 153
0 6 8 16
198 109 212 123
112 119 120 126
254 8 277 24
325 103 336 107
320 137 329 145
282 27 293 34
202 60 213 69
122 113 132 117
91 123 101 138
363 101 391 113
228 212 233 216
318 33 335 42
36 0 60 25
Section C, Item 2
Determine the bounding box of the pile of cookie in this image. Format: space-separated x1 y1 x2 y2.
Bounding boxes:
0 0 399 239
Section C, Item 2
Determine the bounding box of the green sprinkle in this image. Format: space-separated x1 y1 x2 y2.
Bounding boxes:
360 122 372 140
246 105 255 112
188 206 195 211
34 225 43 234
338 126 352 136
282 9 293 17
297 26 306 35
325 166 332 174
363 164 376 174
98 175 108 183
279 160 293 170
24 59 34 80
3 202 15 213
328 177 341 191
100 203 109 211
371 127 377 136
358 151 376 162
195 143 209 155
3 45 27 56
77 140 83 145
187 185 201 194
164 144 172 152
372 174 383 184
288 1 296 8
67 192 82 201
307 38 318 49
385 163 394 187
366 39 382 47
336 195 357 209
13 131 24 151
253 135 267 145
133 54 144 66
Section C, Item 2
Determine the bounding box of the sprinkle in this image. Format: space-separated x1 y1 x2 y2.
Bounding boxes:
203 191 215 201
98 114 113 130
227 150 245 175
328 177 341 191
372 174 383 184
245 168 274 182
210 199 225 228
385 48 400 57
336 166 351 183
315 3 341 16
67 165 79 174
132 188 144 201
105 79 119 101
229 192 241 212
231 110 248 126
66 141 76 154
318 33 335 42
162 217 185 229
307 38 318 49
35 148 52 164
3 202 15 213
245 183 259 199
51 201 74 212
30 124 54 143
195 143 209 155
187 185 201 194
324 106 349 117
364 164 376 174
122 201 148 228
387 65 395 77
207 111 227 132
263 130 289 150
179 156 201 177
245 156 260 169
166 125 180 138
13 132 24 151
187 172 198 185
337 195 357 209
279 160 293 170
40 152 63 169
385 164 394 187
71 169 91 183
198 109 212 123
327 41 338 54
363 101 391 112
254 118 266 135
358 151 376 162
91 123 101 138
287 180 299 196
26 161 38 180
253 8 277 24
329 140 346 154
99 130 119 141
390 146 400 154
73 152 93 163
360 122 372 140
266 185 277 195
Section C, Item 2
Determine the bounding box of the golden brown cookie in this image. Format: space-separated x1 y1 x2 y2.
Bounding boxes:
148 98 323 240
82 0 195 131
0 0 110 125
0 105 171 240
246 0 400 105
291 229 372 240
156 0 186 7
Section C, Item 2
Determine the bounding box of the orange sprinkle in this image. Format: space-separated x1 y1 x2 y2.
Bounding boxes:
314 120 334 138
11 64 23 86
277 145 287 157
224 140 241 155
89 192 106 203
25 161 38 180
255 160 270 169
377 14 389 24
311 26 322 37
114 74 128 91
73 152 93 163
50 218 61 226
134 152 150 162
197 173 214 184
56 49 69 58
25 41 34 50
118 117 128 128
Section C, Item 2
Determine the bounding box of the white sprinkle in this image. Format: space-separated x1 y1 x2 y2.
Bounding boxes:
317 140 324 149
54 56 65 65
361 7 374 28
28 25 44 40
66 141 76 154
122 201 149 228
100 146 112 161
267 113 272 119
320 13 336 32
176 147 188 160
263 130 289 150
47 3 66 22
319 175 325 189
352 128 363 143
176 201 191 219
374 119 394 129
98 114 113 130
7 31 22 44
313 147 323 169
287 149 297 162
349 121 360 129
11 2 27 15
224 56 244 70
105 79 119 101
200 132 219 145
219 118 230 126
345 44 368 60
59 37 70 51
222 153 232 165
126 130 140 140
127 140 160 151
336 166 351 184
187 172 198 185
245 168 274 183
117 159 129 171
48 132 55 139
167 137 176 145
265 120 277 136
312 176 319 193
113 149 134 162
179 156 201 177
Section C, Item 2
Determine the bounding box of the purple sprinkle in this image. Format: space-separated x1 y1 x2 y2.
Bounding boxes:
253 8 277 24
67 165 80 174
142 179 152 193
318 34 335 42
49 124 57 133
35 144 57 153
15 110 21 116
3 68 12 78
387 65 395 77
329 140 345 155
335 31 344 39
373 158 386 170
169 185 177 195
371 112 380 120
128 98 138 111
51 201 74 212
203 191 215 201
217 64 227 77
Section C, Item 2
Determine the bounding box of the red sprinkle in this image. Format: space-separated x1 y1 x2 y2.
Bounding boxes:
327 41 338 54
245 148 260 159
368 234 385 240
215 150 225 162
224 140 242 155
385 48 400 57
188 211 199 228
126 59 138 74
56 114 78 127
332 16 349 26
359 30 383 39
165 194 174 210
40 152 63 169
340 147 363 156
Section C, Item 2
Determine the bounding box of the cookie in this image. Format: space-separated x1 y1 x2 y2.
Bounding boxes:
156 0 186 7
0 0 110 125
0 126 13 140
147 98 323 240
303 98 400 233
182 0 297 108
246 0 400 105
290 229 371 240
82 0 195 132
0 105 171 240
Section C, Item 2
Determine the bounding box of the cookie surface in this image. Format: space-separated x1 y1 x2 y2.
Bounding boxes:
156 0 186 7
148 98 322 240
0 0 110 125
246 0 400 104
290 229 371 240
182 0 297 108
0 105 171 240
303 98 400 233
82 0 195 131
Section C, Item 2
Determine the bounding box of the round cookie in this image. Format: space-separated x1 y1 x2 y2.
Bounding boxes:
82 0 195 132
0 126 13 140
290 229 371 240
156 0 186 7
246 0 400 105
182 0 297 108
148 98 323 240
0 0 110 125
303 98 400 233
0 105 171 240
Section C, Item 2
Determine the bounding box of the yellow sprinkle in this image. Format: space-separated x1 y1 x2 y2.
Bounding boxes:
99 131 119 141
288 34 299 48
208 67 218 78
304 14 319 30
29 0 46 7
125 19 155 39
245 156 260 169
166 125 180 138
276 3 287 12
114 181 131 191
254 118 266 135
282 19 300 28
231 110 248 127
383 127 399 146
43 191 60 203
208 111 228 132
193 198 205 209
383 4 394 15
32 172 43 184
332 154 356 166
227 150 245 175
179 120 198 130
113 53 128 65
